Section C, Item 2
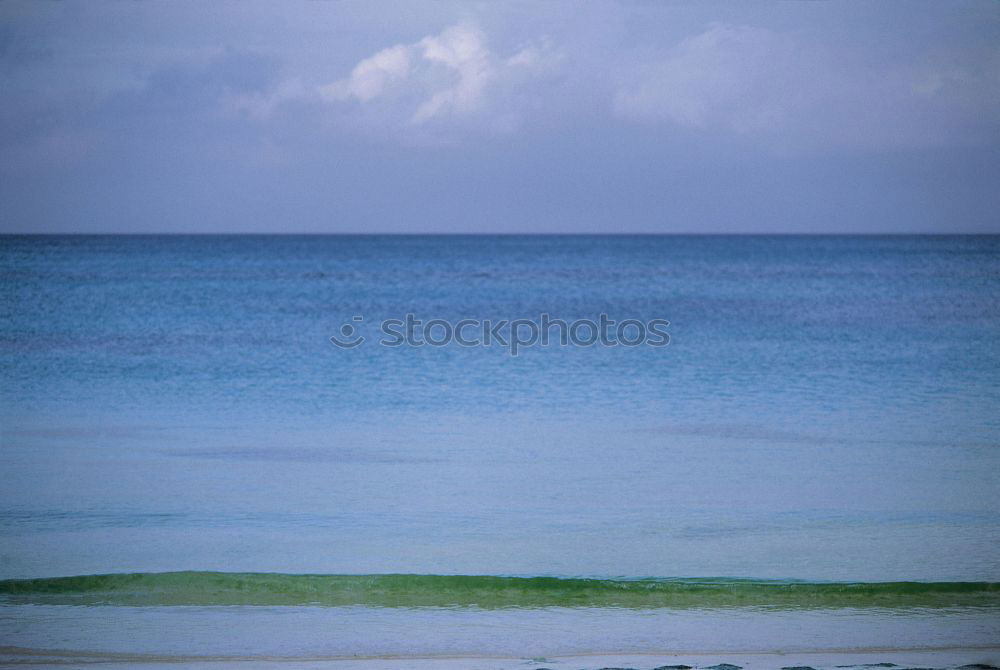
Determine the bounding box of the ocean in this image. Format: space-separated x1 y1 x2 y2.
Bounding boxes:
0 235 998 668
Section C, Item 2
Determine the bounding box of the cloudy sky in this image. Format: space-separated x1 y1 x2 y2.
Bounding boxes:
2 1 998 233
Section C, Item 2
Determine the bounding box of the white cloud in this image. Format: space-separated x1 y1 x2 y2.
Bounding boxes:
317 23 559 133
321 45 412 103
616 24 791 130
411 24 493 123
614 22 1000 151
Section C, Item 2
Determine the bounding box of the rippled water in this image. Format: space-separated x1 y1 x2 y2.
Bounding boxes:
1 235 998 663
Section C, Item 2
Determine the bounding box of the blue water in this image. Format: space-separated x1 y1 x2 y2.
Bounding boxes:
1 235 998 663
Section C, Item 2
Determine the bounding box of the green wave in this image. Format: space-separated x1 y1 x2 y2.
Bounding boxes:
1 573 998 608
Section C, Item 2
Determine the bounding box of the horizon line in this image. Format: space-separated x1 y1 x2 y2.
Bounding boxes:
2 231 998 237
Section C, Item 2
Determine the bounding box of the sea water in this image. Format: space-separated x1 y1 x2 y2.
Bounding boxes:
0 235 998 667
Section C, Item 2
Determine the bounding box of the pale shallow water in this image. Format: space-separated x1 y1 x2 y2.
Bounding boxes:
1 604 998 661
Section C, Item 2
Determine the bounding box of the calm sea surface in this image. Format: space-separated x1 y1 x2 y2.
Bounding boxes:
1 235 998 665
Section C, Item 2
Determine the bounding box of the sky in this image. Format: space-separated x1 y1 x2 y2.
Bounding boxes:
1 0 999 234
